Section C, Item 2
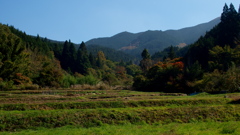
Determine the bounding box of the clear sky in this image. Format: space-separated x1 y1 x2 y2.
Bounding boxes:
0 0 239 43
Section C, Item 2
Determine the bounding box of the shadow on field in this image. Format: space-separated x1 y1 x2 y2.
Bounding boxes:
229 99 240 104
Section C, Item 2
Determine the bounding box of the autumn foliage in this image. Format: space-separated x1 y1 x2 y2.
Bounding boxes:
134 58 186 93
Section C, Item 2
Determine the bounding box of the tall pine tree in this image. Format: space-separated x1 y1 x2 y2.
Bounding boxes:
140 49 152 72
168 45 176 60
69 41 77 72
218 3 240 47
61 40 71 71
76 42 91 74
89 52 96 68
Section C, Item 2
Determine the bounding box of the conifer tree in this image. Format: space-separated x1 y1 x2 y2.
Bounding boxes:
221 3 229 22
141 48 151 60
140 49 152 72
238 4 240 14
53 43 61 60
96 51 106 68
79 41 88 55
168 46 176 60
219 3 240 47
61 40 71 71
89 52 96 67
69 42 77 72
76 42 91 74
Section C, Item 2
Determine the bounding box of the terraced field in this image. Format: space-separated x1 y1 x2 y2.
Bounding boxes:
1 89 240 134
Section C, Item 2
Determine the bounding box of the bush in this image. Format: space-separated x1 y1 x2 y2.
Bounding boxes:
102 73 119 86
192 65 240 93
76 75 99 85
133 75 147 91
96 82 112 90
0 80 14 90
61 74 99 88
20 84 39 90
61 74 77 88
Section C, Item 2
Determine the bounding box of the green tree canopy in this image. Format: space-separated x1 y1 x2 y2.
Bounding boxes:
168 45 176 60
140 49 152 72
0 24 29 82
76 42 91 74
141 48 151 59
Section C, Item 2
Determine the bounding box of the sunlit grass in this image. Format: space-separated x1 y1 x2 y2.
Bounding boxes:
1 90 240 133
1 121 240 135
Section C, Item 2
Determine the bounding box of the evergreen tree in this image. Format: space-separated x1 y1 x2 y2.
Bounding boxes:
60 40 77 73
185 3 240 70
238 4 240 14
76 42 91 74
141 48 151 59
79 41 88 55
89 52 96 67
61 40 71 71
168 45 176 60
218 3 240 47
185 61 203 81
53 43 62 60
69 42 77 72
118 60 125 66
96 51 106 68
221 3 229 22
140 49 152 72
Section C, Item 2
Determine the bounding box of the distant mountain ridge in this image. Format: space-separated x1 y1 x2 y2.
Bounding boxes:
165 17 221 44
86 17 221 57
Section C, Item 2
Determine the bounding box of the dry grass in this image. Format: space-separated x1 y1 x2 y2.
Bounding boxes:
0 89 191 104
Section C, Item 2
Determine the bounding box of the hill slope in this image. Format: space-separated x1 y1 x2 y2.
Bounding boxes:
86 18 220 57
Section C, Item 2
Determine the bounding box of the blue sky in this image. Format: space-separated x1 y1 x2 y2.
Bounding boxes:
0 0 239 43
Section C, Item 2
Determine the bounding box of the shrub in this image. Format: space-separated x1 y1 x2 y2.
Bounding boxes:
102 73 119 86
96 82 112 90
76 75 99 85
0 80 14 90
20 84 39 90
192 65 240 93
61 74 99 88
133 75 147 91
61 74 77 88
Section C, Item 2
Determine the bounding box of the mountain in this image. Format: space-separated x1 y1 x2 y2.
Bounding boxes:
165 17 221 44
87 44 137 63
86 18 221 58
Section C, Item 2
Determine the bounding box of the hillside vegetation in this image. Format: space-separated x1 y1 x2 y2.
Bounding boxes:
86 18 220 57
1 3 240 134
0 25 138 89
0 3 240 94
134 3 240 94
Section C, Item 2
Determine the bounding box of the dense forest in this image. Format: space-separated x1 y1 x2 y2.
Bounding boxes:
134 3 240 93
0 24 140 89
1 3 240 94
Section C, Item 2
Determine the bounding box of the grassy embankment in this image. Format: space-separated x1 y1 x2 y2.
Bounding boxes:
2 121 240 135
0 89 240 134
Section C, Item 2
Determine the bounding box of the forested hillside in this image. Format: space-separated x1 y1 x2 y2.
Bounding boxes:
86 18 220 57
0 25 140 89
134 3 240 94
165 17 221 45
1 3 240 94
87 44 137 63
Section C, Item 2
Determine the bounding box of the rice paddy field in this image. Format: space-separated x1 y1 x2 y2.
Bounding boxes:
0 89 240 135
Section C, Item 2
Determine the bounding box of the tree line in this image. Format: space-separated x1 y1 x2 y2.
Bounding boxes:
0 24 141 89
133 3 240 93
1 3 240 94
